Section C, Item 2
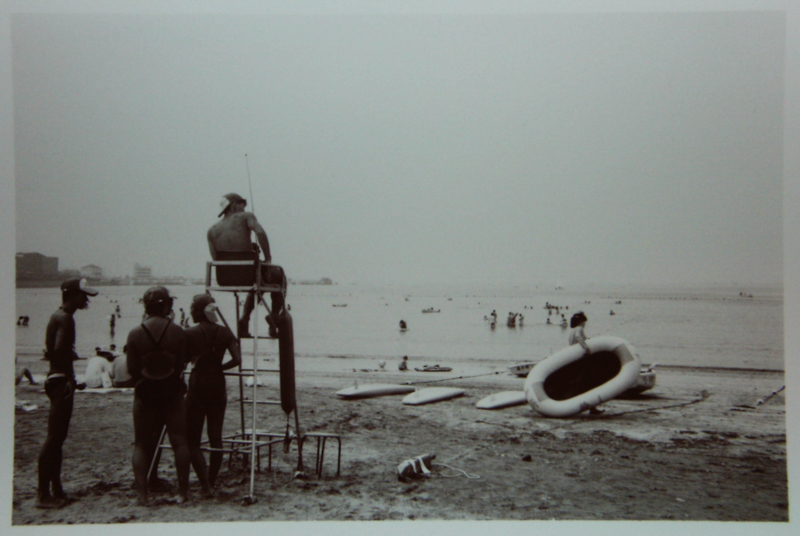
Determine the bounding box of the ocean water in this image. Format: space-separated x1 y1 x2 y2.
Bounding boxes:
14 283 784 371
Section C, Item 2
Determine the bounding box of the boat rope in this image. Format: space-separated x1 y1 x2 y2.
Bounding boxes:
402 370 504 386
437 463 481 480
544 390 712 432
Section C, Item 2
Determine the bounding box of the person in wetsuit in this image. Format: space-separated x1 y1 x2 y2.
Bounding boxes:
126 286 191 505
184 294 241 491
37 278 98 509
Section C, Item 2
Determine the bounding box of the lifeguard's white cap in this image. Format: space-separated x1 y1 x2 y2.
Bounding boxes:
61 278 99 296
204 303 219 323
218 193 246 217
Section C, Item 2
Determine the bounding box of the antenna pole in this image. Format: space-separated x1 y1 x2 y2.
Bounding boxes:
245 153 255 213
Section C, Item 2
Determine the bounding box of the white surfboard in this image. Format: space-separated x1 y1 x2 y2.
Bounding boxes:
336 383 416 400
476 390 527 410
402 387 465 406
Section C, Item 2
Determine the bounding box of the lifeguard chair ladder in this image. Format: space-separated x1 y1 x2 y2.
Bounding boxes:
204 259 341 502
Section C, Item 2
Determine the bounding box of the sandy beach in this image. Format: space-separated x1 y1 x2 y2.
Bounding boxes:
12 351 787 524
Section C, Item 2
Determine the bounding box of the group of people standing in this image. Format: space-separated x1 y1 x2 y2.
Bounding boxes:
37 280 241 507
36 192 285 508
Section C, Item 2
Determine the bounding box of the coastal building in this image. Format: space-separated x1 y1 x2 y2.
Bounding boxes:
80 264 103 279
133 263 153 285
16 252 58 280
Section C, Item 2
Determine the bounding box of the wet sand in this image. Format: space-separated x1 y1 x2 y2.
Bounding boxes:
12 353 787 523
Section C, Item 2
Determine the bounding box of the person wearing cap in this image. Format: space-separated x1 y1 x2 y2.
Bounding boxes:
184 294 241 491
125 286 191 505
206 192 287 338
36 278 98 509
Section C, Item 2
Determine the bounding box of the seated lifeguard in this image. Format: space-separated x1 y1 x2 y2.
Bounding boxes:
207 193 287 338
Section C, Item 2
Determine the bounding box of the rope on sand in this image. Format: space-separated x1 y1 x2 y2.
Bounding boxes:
474 391 712 434
544 389 712 431
402 370 504 386
437 463 481 480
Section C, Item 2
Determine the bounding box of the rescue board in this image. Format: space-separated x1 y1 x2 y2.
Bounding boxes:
336 383 415 400
402 387 465 406
524 335 641 417
476 390 527 409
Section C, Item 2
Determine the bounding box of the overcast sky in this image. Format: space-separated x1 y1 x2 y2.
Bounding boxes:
8 3 788 287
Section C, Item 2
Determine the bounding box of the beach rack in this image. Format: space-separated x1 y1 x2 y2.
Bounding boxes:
150 259 341 502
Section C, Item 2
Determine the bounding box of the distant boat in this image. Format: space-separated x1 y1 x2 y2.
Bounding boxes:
422 308 441 313
332 304 347 307
509 362 536 377
415 365 452 373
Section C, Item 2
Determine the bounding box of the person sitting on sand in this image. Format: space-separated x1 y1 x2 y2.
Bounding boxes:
207 193 287 339
126 286 191 505
82 353 115 389
111 346 137 388
185 294 241 492
15 357 37 385
399 356 408 371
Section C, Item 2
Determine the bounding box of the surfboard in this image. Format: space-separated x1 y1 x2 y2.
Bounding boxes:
524 336 641 417
476 390 527 409
402 387 465 406
336 383 416 400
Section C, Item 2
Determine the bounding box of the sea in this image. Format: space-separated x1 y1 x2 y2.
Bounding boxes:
14 282 784 372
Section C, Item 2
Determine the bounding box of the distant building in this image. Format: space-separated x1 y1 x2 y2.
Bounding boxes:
16 252 58 279
133 263 153 284
80 264 103 279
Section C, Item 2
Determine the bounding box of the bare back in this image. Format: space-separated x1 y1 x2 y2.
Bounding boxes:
207 211 271 261
207 213 253 257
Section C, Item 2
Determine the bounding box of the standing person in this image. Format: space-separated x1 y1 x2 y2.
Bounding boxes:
207 193 287 338
184 294 241 491
37 278 98 508
126 286 191 505
568 312 590 353
568 312 603 414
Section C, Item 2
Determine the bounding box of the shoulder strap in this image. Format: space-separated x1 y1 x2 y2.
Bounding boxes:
198 323 218 352
141 320 172 349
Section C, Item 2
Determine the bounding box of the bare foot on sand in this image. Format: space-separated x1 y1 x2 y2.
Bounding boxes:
35 496 66 509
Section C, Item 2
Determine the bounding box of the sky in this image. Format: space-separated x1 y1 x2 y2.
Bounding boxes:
7 3 789 288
